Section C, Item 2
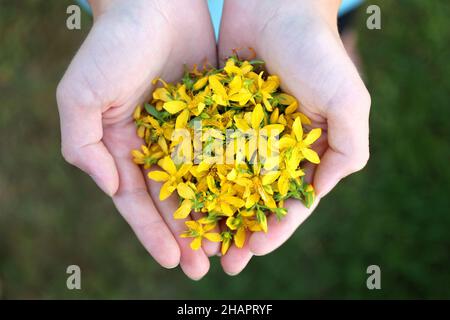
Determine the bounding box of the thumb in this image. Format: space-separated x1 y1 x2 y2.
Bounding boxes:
56 15 125 196
56 80 119 196
314 78 371 198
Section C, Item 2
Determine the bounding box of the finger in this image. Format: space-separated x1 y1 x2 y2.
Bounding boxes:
191 212 221 257
57 83 119 196
105 123 180 269
221 231 253 276
145 169 210 280
249 198 320 256
314 87 371 197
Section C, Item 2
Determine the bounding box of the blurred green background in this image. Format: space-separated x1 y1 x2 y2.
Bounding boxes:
0 0 449 299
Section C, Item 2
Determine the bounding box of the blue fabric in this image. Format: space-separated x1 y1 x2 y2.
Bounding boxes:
207 0 223 40
77 0 364 40
77 0 91 14
339 0 364 16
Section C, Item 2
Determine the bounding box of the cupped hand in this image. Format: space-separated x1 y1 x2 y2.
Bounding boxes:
218 0 371 275
57 0 217 280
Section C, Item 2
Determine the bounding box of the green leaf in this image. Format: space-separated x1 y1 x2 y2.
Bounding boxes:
249 59 265 66
303 189 315 209
182 71 194 90
145 103 171 123
256 209 265 223
273 207 287 221
144 103 163 121
221 230 233 240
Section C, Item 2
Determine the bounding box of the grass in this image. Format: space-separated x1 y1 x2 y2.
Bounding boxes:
0 0 449 299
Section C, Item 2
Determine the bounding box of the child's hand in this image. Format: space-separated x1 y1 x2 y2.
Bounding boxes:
57 0 217 280
218 0 371 275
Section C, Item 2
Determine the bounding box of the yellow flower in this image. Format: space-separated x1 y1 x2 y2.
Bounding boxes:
136 114 173 153
202 110 235 130
147 156 192 200
131 144 164 169
226 211 262 248
209 75 229 106
152 87 171 102
190 162 230 191
234 103 284 162
186 91 207 116
221 231 233 255
248 170 279 209
173 182 197 219
228 75 253 106
253 72 280 111
277 165 301 197
133 106 151 140
180 220 222 250
228 165 279 210
224 59 253 76
279 116 321 164
205 182 246 216
193 76 208 91
132 55 323 253
163 100 187 114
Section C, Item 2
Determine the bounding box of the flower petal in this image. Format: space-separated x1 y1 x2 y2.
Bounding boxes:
302 148 320 164
278 173 290 196
279 136 296 149
222 195 245 208
158 156 177 175
197 160 211 172
220 202 234 216
292 117 303 142
207 175 220 195
209 75 228 99
173 199 193 219
203 232 222 242
177 183 196 200
190 237 202 250
245 193 260 208
234 116 250 132
160 181 175 200
285 101 298 114
163 100 187 114
303 128 322 146
193 76 208 90
177 163 193 178
228 75 242 95
277 93 296 105
147 171 170 182
185 220 200 231
251 104 264 129
234 227 246 248
153 88 171 101
175 109 190 129
262 171 281 185
221 238 231 255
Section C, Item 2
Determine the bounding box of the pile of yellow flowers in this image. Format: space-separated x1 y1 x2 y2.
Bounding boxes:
131 56 321 255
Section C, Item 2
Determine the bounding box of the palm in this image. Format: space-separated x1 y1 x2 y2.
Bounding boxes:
217 0 370 274
58 0 217 279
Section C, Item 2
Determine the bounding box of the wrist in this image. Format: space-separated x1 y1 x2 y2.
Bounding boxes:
306 0 341 28
88 0 161 19
88 0 112 17
238 0 341 34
